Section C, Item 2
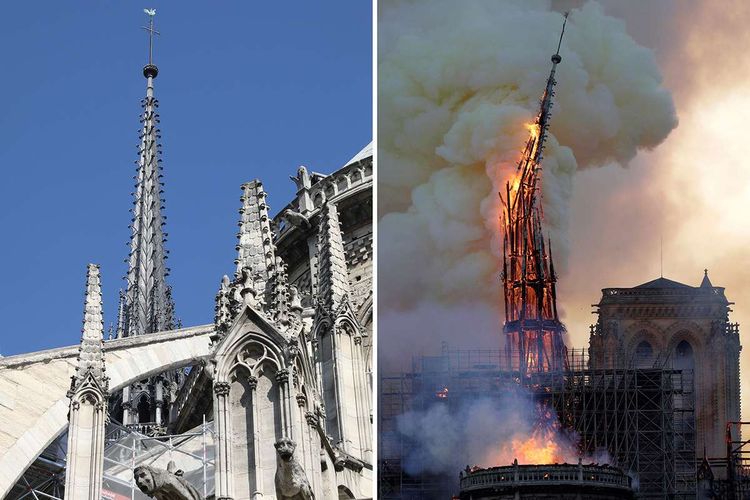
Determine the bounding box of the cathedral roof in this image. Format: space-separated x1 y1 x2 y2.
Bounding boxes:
598 271 730 308
634 277 694 289
344 141 372 166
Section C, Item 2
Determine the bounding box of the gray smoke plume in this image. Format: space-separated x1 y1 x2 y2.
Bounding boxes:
378 0 677 317
397 389 609 482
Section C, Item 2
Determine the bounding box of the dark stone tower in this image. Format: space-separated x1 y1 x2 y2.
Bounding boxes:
589 271 741 465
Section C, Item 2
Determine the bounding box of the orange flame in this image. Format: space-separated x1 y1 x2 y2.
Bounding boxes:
525 122 540 140
510 428 566 464
505 122 540 197
484 404 580 466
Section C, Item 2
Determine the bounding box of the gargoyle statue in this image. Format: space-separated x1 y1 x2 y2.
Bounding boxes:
275 437 315 500
133 461 202 500
281 208 311 230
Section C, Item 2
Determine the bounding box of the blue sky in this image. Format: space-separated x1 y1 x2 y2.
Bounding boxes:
0 2 372 355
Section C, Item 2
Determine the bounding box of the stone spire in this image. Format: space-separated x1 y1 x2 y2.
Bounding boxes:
65 264 108 500
316 201 350 313
123 9 173 337
700 269 713 288
232 180 291 325
235 180 276 295
71 264 108 392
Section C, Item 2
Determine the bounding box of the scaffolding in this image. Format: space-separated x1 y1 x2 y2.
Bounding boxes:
7 434 67 499
378 348 696 499
6 419 215 500
102 418 215 499
707 421 750 498
551 363 696 498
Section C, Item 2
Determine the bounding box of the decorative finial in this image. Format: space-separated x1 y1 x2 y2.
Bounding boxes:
551 12 569 64
142 8 160 78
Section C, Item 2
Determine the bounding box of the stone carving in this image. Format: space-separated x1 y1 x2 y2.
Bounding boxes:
238 267 259 308
213 381 230 397
290 166 325 191
281 208 311 229
291 166 312 191
289 286 303 315
214 275 232 331
274 437 315 500
134 461 202 500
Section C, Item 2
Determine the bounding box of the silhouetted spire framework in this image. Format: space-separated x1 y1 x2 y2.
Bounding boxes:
500 13 569 376
123 9 173 337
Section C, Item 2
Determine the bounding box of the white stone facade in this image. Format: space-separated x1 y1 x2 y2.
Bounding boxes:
204 149 374 499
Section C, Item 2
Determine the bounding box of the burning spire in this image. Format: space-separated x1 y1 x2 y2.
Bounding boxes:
123 8 174 337
500 13 569 376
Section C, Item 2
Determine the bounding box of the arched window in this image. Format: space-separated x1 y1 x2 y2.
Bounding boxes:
675 340 695 371
137 395 151 423
634 340 654 368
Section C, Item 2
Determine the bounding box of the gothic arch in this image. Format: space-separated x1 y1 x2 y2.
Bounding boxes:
71 387 105 406
664 320 705 353
313 317 334 339
673 339 696 372
633 340 655 368
624 321 665 359
357 293 373 328
335 316 361 337
213 306 289 382
136 393 151 423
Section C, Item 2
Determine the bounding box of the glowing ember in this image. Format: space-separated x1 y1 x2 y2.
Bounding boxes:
436 387 449 399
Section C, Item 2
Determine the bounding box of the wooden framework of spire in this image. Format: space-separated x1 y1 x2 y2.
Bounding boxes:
500 14 569 376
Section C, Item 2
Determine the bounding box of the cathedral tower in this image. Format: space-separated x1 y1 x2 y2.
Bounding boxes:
589 271 741 466
500 15 568 376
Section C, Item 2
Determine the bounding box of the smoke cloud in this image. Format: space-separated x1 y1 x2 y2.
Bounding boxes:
378 0 677 330
397 390 608 479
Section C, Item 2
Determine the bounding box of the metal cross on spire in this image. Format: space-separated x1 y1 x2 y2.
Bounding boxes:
142 8 159 66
